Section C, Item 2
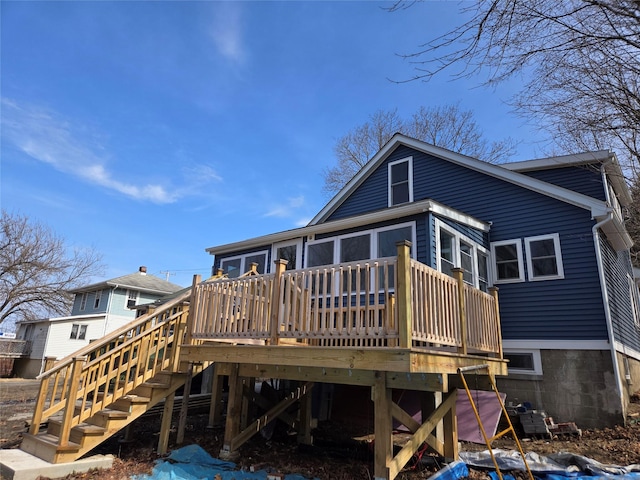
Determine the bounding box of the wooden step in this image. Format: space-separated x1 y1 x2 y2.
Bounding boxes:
47 419 107 443
111 394 151 413
21 432 81 463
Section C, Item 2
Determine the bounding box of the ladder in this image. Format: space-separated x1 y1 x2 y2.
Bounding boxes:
457 364 535 480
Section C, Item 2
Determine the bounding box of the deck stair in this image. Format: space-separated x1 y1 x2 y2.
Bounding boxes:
18 289 196 464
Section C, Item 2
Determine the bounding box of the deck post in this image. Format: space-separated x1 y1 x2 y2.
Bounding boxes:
185 274 202 346
220 363 242 459
452 268 467 355
373 372 392 480
158 391 175 455
489 287 503 358
298 383 314 445
442 390 458 460
59 356 86 447
396 241 413 349
269 259 288 345
208 363 225 427
176 362 194 444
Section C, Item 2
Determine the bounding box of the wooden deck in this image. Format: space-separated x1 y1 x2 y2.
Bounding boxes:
22 242 507 480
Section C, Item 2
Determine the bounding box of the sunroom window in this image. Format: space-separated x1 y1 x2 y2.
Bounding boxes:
220 250 268 278
436 220 488 290
388 157 413 206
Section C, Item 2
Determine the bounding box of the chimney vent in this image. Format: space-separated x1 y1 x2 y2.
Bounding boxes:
139 266 147 274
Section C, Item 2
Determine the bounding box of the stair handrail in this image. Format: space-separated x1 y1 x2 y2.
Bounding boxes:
29 288 192 436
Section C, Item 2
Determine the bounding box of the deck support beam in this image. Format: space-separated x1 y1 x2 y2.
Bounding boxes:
157 392 175 455
208 363 225 428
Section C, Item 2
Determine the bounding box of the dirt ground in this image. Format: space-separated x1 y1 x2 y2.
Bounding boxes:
1 379 639 480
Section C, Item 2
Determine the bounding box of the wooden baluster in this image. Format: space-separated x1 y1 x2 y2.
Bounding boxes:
59 356 86 447
185 275 201 346
269 259 287 345
452 268 467 355
396 240 413 349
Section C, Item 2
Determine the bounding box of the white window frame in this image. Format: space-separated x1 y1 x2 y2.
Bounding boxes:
388 157 414 207
79 292 88 311
628 274 640 329
94 290 102 309
220 250 269 277
70 323 88 340
126 290 139 309
271 239 303 270
503 349 543 375
491 239 525 284
524 233 564 281
435 219 489 290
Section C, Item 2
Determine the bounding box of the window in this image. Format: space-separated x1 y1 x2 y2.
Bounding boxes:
220 250 268 278
126 290 139 309
504 350 542 375
491 239 525 283
436 220 489 290
70 324 88 340
94 290 102 309
307 240 335 267
79 292 88 311
388 157 413 206
629 275 640 329
272 240 302 270
524 233 564 280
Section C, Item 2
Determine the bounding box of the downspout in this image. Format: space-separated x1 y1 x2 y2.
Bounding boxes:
593 159 625 410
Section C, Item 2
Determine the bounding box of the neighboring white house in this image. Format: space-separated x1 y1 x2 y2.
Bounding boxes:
13 266 183 378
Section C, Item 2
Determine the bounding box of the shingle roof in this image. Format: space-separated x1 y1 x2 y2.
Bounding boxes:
69 269 184 295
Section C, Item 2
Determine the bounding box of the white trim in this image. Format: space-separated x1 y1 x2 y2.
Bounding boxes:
503 339 611 350
311 134 611 225
207 199 487 256
614 341 640 361
271 239 303 270
524 233 565 281
503 349 543 375
388 156 413 207
490 239 525 284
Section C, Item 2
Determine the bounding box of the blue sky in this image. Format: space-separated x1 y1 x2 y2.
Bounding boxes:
1 1 548 288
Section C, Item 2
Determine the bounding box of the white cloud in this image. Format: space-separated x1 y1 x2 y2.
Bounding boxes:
264 195 305 218
1 99 222 205
208 3 245 64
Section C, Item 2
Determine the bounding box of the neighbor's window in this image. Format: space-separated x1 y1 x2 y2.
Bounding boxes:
388 157 413 206
94 290 102 309
70 324 88 340
524 233 564 280
491 239 525 283
79 292 88 311
126 290 139 309
628 275 640 329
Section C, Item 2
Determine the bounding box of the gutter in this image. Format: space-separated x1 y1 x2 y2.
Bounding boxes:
592 210 625 411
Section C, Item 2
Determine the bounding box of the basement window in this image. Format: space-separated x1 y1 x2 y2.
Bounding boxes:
504 349 542 375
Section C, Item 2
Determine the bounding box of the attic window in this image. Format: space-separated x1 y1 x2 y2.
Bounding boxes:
388 157 413 206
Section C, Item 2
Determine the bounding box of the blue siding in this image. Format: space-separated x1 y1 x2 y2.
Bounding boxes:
328 145 608 341
600 233 640 352
519 166 606 201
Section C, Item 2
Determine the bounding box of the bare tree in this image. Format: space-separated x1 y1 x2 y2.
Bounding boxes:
323 104 515 195
391 0 640 176
627 176 640 267
0 210 104 327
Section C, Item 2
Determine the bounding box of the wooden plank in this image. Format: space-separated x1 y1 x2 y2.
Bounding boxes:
157 392 175 455
388 390 457 479
221 364 242 456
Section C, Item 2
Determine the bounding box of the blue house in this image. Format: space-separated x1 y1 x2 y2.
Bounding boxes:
13 266 183 378
206 134 639 428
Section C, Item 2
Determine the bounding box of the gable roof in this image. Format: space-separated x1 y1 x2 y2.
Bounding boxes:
69 269 183 295
311 134 615 225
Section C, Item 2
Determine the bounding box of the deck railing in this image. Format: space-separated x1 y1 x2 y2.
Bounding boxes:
28 290 192 446
191 241 502 355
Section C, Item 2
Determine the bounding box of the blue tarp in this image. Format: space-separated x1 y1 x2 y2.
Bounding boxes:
131 444 319 480
461 450 640 480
